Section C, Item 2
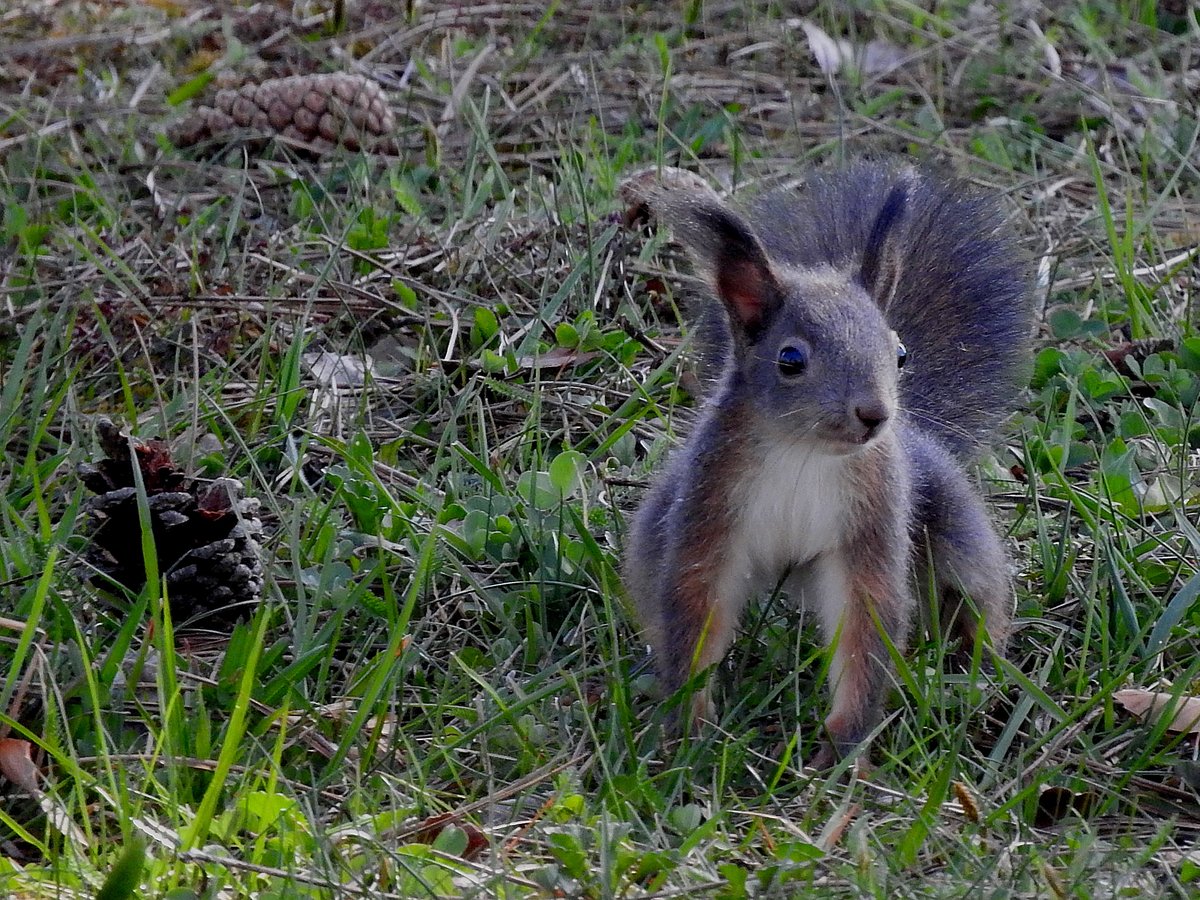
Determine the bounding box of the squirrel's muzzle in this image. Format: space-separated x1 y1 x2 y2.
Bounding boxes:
853 401 890 442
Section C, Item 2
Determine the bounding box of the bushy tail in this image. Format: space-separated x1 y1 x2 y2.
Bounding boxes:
751 162 1034 459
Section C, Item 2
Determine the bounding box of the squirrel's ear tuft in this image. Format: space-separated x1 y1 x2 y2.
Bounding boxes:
667 198 781 335
858 181 909 310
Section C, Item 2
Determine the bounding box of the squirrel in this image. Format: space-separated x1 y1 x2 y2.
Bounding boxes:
622 161 1032 769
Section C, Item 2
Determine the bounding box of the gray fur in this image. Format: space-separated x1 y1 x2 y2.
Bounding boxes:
625 161 1032 763
699 162 1032 458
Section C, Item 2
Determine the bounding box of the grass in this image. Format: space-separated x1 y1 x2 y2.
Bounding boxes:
1 0 1199 896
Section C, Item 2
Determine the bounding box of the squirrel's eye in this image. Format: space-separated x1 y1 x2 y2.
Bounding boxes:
896 342 908 369
778 344 809 376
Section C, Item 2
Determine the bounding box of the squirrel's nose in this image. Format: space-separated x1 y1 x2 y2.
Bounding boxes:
854 402 890 439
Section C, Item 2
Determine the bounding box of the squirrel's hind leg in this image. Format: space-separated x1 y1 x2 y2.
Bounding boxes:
916 469 1013 664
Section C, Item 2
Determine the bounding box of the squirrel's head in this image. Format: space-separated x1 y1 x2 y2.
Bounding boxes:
661 182 910 454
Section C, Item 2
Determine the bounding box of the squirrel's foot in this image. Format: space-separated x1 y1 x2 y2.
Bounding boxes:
808 740 842 773
660 685 716 737
947 642 999 679
689 689 717 733
807 740 872 777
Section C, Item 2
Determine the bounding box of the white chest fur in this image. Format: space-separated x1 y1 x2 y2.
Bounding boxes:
729 441 848 585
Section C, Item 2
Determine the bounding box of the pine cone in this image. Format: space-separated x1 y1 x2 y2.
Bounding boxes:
78 420 264 627
168 72 396 154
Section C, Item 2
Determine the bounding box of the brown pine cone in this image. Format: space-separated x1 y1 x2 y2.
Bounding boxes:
168 72 396 154
78 420 265 628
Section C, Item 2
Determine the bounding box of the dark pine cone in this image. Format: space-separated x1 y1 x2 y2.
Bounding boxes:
78 420 264 627
168 72 396 154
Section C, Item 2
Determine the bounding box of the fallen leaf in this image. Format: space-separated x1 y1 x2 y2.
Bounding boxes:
304 351 374 388
0 738 88 848
0 738 39 793
818 801 859 851
516 347 601 370
409 812 489 859
1115 688 1200 734
1102 338 1175 378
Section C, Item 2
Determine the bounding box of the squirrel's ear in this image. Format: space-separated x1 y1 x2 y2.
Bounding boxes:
666 198 781 334
859 181 909 310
